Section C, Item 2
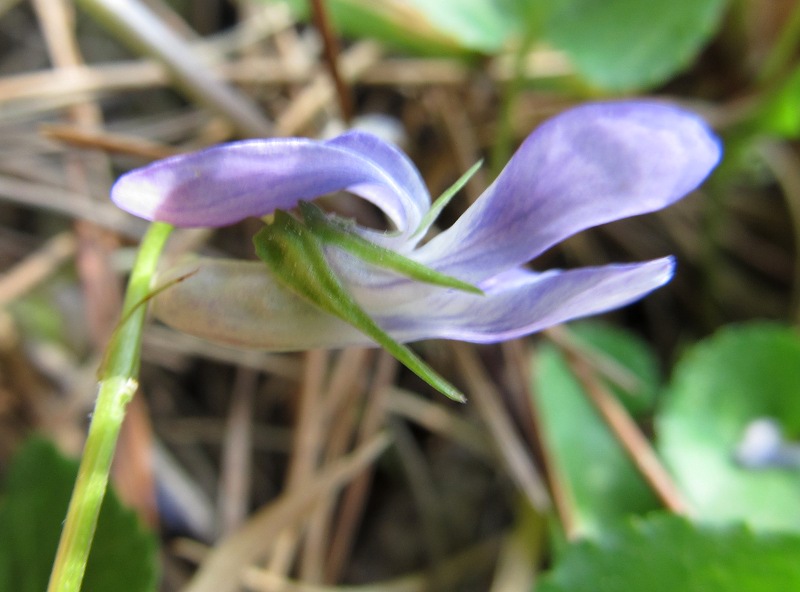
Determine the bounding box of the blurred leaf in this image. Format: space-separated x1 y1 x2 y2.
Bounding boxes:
279 0 526 55
0 438 158 592
543 0 728 91
538 513 800 592
750 65 800 138
532 332 660 538
566 322 661 416
656 323 800 531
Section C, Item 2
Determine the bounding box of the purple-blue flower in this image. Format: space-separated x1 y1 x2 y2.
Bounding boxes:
111 101 721 351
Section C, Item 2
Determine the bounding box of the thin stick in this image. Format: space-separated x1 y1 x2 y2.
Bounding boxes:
309 0 353 123
41 123 180 160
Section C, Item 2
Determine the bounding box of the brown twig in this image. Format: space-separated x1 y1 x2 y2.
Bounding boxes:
563 350 691 515
309 0 353 123
40 123 181 160
275 41 381 136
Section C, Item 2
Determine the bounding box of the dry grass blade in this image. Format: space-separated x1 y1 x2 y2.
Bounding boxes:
217 368 258 536
451 343 551 511
0 172 145 235
75 0 272 137
757 141 800 322
141 326 303 380
242 536 501 592
386 386 491 460
0 231 76 305
275 41 382 136
184 433 391 592
302 348 371 582
41 123 181 160
267 349 330 575
545 325 644 394
324 351 395 582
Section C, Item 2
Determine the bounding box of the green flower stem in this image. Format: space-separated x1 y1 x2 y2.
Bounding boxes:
47 221 173 592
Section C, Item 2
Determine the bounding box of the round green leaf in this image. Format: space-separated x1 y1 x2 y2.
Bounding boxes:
539 514 800 592
656 323 800 531
544 0 728 91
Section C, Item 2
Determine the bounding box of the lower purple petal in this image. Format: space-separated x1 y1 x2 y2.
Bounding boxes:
376 258 676 343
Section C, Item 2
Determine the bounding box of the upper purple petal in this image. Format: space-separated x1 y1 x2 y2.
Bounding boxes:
414 101 721 281
110 131 430 244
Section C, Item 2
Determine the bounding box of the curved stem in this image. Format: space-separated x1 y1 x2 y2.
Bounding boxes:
47 221 173 592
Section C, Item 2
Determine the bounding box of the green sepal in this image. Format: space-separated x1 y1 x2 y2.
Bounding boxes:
298 201 482 295
413 159 483 240
254 211 466 403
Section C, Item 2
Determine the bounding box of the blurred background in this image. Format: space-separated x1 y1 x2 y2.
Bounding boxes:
1 1 799 590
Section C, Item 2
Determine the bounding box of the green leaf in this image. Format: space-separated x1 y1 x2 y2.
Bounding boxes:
0 438 158 592
277 0 525 55
750 65 800 138
656 323 800 531
532 333 660 538
539 513 800 592
254 211 466 402
413 159 483 241
396 0 522 53
543 0 728 91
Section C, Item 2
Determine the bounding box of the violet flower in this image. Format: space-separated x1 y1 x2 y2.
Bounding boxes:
112 101 720 360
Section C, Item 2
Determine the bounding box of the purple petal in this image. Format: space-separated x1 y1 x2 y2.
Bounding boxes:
377 258 676 343
111 131 430 242
415 101 721 281
153 256 674 350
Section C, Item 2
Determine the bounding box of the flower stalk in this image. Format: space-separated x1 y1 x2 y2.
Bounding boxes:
47 221 173 592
